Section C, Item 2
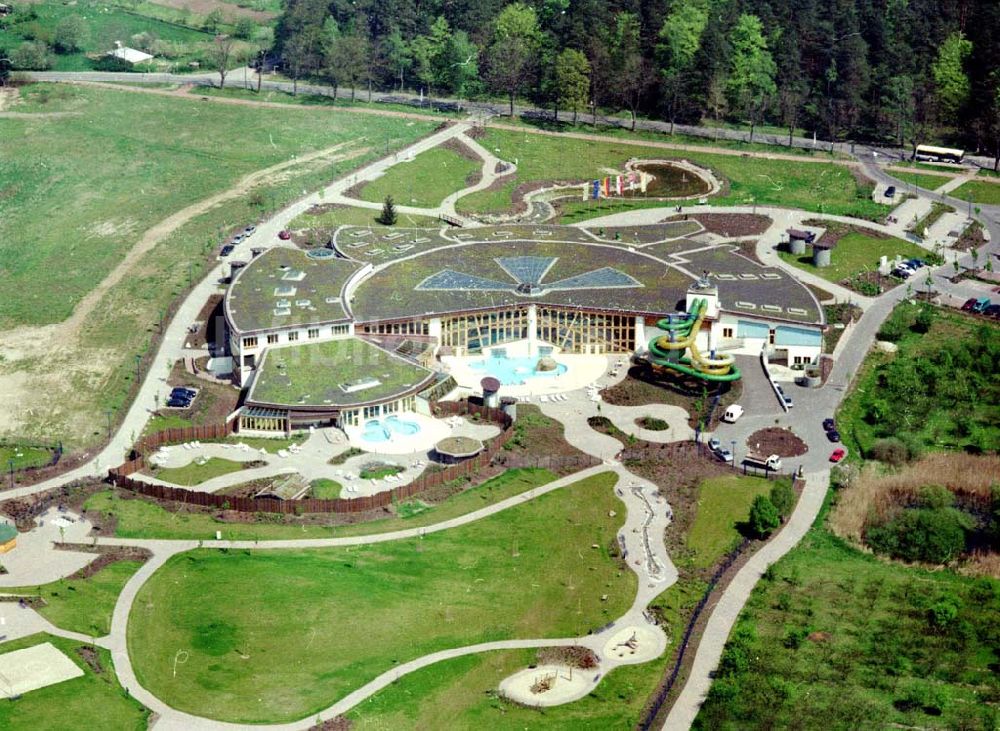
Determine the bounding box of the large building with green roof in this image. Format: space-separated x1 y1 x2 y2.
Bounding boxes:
225 224 824 431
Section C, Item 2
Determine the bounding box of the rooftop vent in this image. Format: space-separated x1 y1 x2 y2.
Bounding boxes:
273 307 291 317
734 301 756 310
274 286 296 297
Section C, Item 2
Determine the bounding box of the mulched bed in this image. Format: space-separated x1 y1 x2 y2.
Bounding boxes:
745 427 808 457
840 269 899 296
952 221 986 252
800 218 891 248
308 717 352 731
187 294 223 349
54 544 152 579
0 481 106 531
600 365 741 431
733 239 762 264
662 213 771 237
75 646 104 675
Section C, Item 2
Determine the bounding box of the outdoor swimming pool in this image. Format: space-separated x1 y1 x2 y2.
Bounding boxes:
362 415 421 443
469 355 568 385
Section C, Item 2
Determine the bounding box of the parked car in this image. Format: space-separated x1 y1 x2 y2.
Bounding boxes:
278 230 292 240
961 297 979 312
984 304 1000 319
231 233 245 244
708 437 721 452
775 385 793 408
884 185 896 198
219 244 235 257
713 447 734 463
829 448 846 463
972 297 991 314
905 258 926 269
166 396 192 409
892 266 912 279
826 429 841 442
170 387 196 400
244 225 256 234
822 418 836 431
722 404 744 423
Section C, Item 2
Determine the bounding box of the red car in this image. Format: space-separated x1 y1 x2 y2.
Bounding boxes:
278 230 292 240
829 448 846 463
961 298 977 312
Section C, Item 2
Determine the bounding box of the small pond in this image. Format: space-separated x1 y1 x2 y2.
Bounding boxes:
627 163 711 198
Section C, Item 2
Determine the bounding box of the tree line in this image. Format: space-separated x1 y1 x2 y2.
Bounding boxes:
273 0 1000 163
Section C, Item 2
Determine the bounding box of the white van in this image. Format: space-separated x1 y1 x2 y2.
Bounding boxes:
722 404 744 423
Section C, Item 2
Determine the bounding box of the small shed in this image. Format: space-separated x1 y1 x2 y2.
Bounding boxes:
0 523 17 554
253 473 311 500
812 239 834 268
481 376 501 408
107 42 153 65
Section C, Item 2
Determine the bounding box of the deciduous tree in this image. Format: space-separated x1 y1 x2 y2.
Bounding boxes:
554 48 589 123
726 14 776 143
485 2 541 117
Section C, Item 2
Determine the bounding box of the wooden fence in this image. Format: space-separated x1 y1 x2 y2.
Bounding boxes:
109 402 517 515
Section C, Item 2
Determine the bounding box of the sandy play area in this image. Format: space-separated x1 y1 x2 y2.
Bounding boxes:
0 642 83 698
498 663 598 707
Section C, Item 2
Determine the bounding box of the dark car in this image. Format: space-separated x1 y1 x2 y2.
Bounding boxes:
905 258 925 269
244 225 256 234
826 429 841 442
884 185 896 198
220 244 235 257
278 230 292 240
822 418 836 431
166 396 192 409
984 304 1000 319
170 387 196 400
961 298 978 311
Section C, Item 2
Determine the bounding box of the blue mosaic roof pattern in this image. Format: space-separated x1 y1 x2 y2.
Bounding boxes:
495 256 556 285
545 267 643 291
415 270 516 292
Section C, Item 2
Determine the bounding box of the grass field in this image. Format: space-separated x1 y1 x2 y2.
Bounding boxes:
0 634 150 731
2 560 144 636
0 0 215 71
952 179 1000 205
127 471 630 723
357 145 481 208
778 232 926 284
456 128 881 220
694 520 1000 730
686 475 774 568
84 467 557 540
147 457 252 486
885 168 953 192
0 83 432 447
836 302 1000 457
199 85 470 119
0 443 55 471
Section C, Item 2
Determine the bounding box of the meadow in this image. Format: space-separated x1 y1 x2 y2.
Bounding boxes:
777 232 927 284
953 179 1000 206
127 472 632 723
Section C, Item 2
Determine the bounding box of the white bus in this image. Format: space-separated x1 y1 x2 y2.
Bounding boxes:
913 144 964 163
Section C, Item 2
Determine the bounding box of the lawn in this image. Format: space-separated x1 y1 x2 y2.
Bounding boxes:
686 475 774 568
290 205 441 229
836 302 1000 457
0 0 215 71
885 168 953 192
199 85 470 119
0 443 55 471
1 560 144 636
456 128 882 220
309 478 343 499
0 83 432 448
0 634 150 731
694 523 1000 730
356 145 482 208
952 179 1000 206
777 232 926 284
127 472 630 723
84 467 557 540
147 457 252 486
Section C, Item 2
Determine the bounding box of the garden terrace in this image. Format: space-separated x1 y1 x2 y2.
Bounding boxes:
581 220 703 245
351 239 690 321
225 247 360 335
331 226 455 264
679 247 823 324
246 338 434 409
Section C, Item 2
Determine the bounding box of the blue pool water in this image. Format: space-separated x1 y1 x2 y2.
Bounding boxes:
469 355 568 385
362 415 421 443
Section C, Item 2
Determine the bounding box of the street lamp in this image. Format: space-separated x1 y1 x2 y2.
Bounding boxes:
135 354 142 386
731 440 737 471
106 408 114 440
8 458 13 490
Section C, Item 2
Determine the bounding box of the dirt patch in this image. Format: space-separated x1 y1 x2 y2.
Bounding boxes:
953 221 987 252
745 428 808 458
0 88 18 112
662 213 771 237
733 239 762 264
75 646 104 674
537 646 599 669
0 481 106 531
807 631 832 643
187 294 224 349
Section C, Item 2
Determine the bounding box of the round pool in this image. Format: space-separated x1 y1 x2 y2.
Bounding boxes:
362 415 421 443
307 248 337 259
